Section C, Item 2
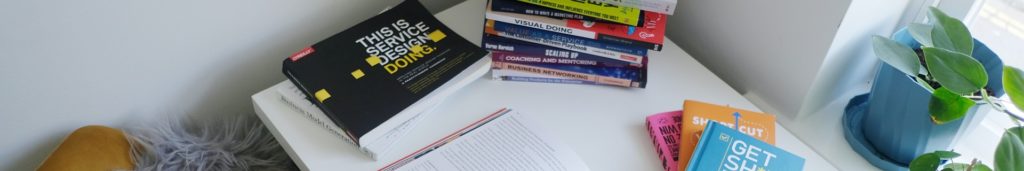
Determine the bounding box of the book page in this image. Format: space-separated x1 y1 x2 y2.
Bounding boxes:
386 109 589 171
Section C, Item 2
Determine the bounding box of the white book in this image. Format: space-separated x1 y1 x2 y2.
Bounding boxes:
380 108 590 171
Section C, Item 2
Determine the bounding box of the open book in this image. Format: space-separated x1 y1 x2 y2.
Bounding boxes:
380 108 589 171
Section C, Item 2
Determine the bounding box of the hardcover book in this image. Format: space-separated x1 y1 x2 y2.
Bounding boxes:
645 110 683 171
687 122 804 171
678 100 776 169
280 0 489 159
517 0 642 26
487 0 666 51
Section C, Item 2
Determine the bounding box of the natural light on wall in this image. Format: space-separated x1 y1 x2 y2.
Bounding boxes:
953 0 1024 164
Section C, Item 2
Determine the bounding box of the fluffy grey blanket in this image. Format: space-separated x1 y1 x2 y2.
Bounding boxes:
123 113 296 171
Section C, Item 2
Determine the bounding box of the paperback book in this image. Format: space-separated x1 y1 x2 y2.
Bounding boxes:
593 0 678 15
485 20 648 58
517 0 642 26
687 122 804 171
486 0 666 51
280 0 489 159
490 0 603 22
491 61 647 88
380 108 589 171
678 100 777 169
645 110 683 171
482 34 644 66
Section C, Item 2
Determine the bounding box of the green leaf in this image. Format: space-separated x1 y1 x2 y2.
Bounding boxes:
995 126 1024 171
873 36 923 76
910 23 935 47
930 88 976 124
929 7 973 55
910 153 941 171
1004 66 1024 111
934 150 961 159
944 163 970 171
973 163 993 171
924 47 988 94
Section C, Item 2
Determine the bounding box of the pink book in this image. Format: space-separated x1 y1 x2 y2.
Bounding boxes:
645 110 682 171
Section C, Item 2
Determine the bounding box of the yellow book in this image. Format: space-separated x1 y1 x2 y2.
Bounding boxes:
517 0 642 26
677 100 776 170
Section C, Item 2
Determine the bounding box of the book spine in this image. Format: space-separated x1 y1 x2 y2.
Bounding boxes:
645 111 682 171
485 10 662 51
484 23 645 65
593 0 677 15
492 61 644 88
492 69 602 85
490 0 602 21
482 35 644 67
517 0 642 26
491 51 641 69
489 20 648 57
686 122 719 171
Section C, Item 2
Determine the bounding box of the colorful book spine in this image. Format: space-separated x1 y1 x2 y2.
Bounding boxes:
482 35 645 67
491 51 644 69
490 0 603 21
487 20 648 57
678 100 777 169
687 122 804 171
645 110 683 171
492 61 646 88
594 0 677 15
484 20 645 64
486 1 666 51
517 0 642 26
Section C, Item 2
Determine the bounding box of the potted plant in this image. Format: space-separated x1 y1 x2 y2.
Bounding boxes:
861 7 1024 170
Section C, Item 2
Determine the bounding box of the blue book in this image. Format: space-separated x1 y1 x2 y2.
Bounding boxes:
687 122 804 171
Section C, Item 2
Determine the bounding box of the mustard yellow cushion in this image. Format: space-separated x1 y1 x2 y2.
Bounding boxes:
38 125 133 171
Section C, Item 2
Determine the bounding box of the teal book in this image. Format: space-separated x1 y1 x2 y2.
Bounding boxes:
686 122 804 171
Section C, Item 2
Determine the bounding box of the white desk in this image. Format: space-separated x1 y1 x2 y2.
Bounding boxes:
252 0 837 170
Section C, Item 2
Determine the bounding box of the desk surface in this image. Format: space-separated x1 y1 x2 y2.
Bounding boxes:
252 0 837 170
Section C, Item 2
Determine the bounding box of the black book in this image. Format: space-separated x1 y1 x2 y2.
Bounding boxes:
281 0 489 155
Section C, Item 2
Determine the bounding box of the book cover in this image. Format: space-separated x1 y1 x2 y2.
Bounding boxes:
593 0 677 15
517 0 642 26
645 110 683 171
687 122 804 171
678 100 776 169
492 61 646 88
486 19 648 57
281 0 489 147
486 0 666 51
490 0 603 21
482 33 644 66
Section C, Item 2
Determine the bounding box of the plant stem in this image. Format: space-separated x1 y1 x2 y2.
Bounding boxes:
977 89 1024 125
967 158 977 171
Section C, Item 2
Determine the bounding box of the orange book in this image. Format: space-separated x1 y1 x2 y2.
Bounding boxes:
677 100 776 170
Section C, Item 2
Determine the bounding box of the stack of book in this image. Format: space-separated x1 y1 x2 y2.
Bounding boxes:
645 100 806 171
481 0 671 88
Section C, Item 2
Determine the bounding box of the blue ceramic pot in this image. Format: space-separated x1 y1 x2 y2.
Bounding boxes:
861 28 1005 166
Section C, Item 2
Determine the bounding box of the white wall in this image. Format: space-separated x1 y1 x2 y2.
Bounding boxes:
0 0 462 170
799 0 920 117
665 0 852 117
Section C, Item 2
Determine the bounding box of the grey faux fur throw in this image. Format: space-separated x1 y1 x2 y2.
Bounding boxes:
123 113 296 171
